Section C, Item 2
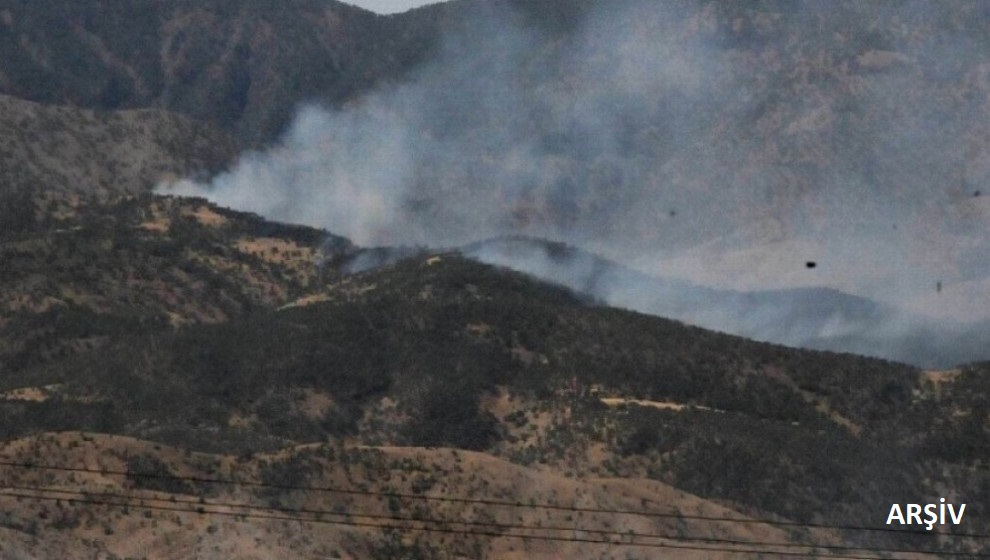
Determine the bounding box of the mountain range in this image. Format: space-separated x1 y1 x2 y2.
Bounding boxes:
1 1 989 558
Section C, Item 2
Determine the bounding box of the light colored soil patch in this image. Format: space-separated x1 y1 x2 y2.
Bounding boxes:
466 322 492 337
325 278 379 300
511 344 547 366
793 390 862 436
180 205 228 227
923 369 962 385
232 236 319 291
138 217 170 232
296 389 334 420
600 397 722 413
0 384 62 402
481 386 515 419
279 292 331 310
195 252 290 300
227 411 257 428
165 311 187 327
601 397 686 411
918 369 964 403
235 237 315 265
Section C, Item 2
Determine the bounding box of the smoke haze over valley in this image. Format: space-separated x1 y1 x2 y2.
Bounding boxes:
159 0 990 365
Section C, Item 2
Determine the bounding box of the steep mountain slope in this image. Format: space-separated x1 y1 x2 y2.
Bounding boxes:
0 194 350 376
3 229 987 554
0 0 437 146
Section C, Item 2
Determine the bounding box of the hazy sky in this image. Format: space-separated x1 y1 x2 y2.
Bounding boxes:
346 0 449 14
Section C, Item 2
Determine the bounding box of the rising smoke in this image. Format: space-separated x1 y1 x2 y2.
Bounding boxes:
159 0 990 365
160 1 740 249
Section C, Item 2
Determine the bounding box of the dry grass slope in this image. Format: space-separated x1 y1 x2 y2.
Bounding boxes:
0 432 848 560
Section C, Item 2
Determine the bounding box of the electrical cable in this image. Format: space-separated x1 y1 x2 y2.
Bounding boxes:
5 482 984 558
0 485 969 560
0 457 984 540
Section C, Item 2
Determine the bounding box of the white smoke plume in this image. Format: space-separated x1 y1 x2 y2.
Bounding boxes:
159 1 735 248
158 0 990 364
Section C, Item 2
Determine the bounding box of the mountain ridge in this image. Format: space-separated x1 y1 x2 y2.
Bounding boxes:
1 1 989 557
0 0 441 145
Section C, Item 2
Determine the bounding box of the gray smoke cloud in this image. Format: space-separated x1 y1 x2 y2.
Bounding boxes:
158 0 990 365
160 1 736 248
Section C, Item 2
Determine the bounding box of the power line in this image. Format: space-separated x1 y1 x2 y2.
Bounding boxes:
0 458 984 540
0 486 965 560
4 482 982 559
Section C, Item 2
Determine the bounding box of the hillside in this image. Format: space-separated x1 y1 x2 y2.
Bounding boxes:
2 209 988 555
0 193 351 376
0 432 839 560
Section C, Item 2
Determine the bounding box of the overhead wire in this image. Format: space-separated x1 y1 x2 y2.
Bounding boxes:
0 456 987 559
0 458 985 540
3 482 985 558
0 485 976 560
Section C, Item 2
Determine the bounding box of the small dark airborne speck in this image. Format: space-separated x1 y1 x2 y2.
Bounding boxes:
975 190 982 197
806 261 816 269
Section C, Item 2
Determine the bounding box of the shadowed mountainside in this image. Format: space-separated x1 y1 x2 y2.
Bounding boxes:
0 0 439 146
0 193 987 556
